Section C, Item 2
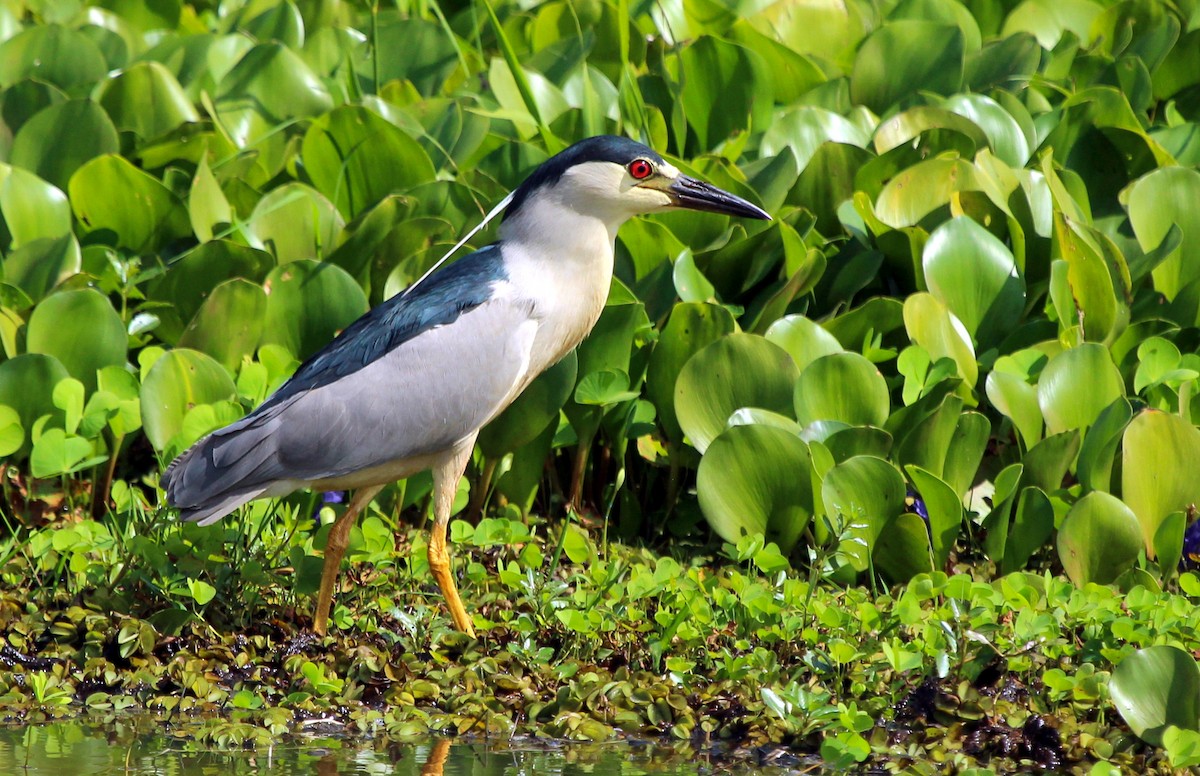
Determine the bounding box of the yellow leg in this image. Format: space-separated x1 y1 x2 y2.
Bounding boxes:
313 485 383 636
429 441 476 637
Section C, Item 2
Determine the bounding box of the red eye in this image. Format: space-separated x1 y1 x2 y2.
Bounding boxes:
628 159 654 180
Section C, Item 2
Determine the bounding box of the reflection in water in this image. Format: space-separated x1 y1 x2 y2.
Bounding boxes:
0 717 791 775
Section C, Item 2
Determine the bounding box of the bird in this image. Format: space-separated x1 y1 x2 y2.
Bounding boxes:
162 135 771 638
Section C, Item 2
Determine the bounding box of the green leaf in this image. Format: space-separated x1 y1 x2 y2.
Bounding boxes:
1076 398 1133 493
1123 410 1200 555
765 315 844 372
0 25 107 92
26 288 127 393
850 21 964 113
1037 344 1124 435
29 427 93 478
675 333 798 454
12 98 115 191
875 158 979 229
697 424 814 554
177 279 267 373
260 260 368 360
95 61 199 141
244 183 345 264
1111 646 1200 747
794 353 890 427
214 42 333 149
140 349 237 454
302 105 437 219
672 250 715 303
1057 491 1143 587
677 36 772 152
902 293 978 386
0 405 23 457
821 455 907 572
922 216 1024 348
646 302 736 441
0 162 72 248
907 466 961 569
1125 167 1200 301
0 354 68 456
873 512 934 583
69 155 190 253
574 369 639 406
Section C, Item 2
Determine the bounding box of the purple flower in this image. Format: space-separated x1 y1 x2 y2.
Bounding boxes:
905 488 929 522
1181 520 1200 571
312 491 346 520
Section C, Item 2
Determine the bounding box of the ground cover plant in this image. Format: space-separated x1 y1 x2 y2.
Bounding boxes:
2 0 1200 770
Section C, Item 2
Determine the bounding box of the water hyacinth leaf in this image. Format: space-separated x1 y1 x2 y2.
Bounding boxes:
894 394 962 479
902 293 978 386
10 100 119 190
672 250 715 303
26 289 127 393
675 333 797 454
873 107 989 156
97 365 141 437
479 352 576 458
985 371 1042 449
850 22 964 114
3 233 82 302
260 260 368 361
765 315 843 372
1076 397 1132 493
1123 410 1200 555
1125 167 1200 301
243 0 305 48
0 163 71 248
922 216 1024 349
140 349 237 453
1020 430 1080 494
726 408 803 436
677 36 771 152
760 107 870 169
214 42 333 148
647 302 735 441
69 155 190 253
1058 491 1142 586
825 297 906 351
1154 512 1185 584
824 426 893 463
0 405 22 457
794 353 890 428
244 183 345 264
875 158 979 229
941 411 989 501
95 61 199 141
175 399 244 455
943 93 1031 166
177 279 267 373
1110 646 1200 747
821 455 906 572
150 241 274 343
1003 486 1054 574
188 155 232 243
0 25 108 91
302 106 437 220
574 369 638 406
1037 344 1124 435
792 142 874 235
873 512 933 583
1054 213 1129 343
370 17 462 97
907 466 961 569
696 424 814 554
0 354 68 455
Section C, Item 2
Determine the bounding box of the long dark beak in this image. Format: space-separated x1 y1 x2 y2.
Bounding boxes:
667 175 771 220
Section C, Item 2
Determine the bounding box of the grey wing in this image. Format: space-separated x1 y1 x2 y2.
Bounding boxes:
165 298 538 523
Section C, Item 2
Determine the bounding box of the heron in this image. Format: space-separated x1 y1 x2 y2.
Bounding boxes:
162 135 770 637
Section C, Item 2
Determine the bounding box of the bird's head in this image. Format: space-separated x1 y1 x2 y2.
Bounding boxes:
503 136 770 231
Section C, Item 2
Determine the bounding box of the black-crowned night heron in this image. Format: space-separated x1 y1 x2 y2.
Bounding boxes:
163 136 770 637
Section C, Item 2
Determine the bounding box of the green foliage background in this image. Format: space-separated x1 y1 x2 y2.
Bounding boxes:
3 0 1200 766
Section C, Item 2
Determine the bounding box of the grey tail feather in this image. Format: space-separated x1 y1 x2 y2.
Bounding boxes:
163 409 288 525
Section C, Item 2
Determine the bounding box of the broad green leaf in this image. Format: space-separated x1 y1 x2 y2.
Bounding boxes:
1077 398 1133 493
370 17 462 96
943 93 1031 167
244 183 345 264
243 0 305 48
1037 344 1124 435
29 427 94 478
794 353 890 427
574 369 639 406
761 107 870 169
95 61 199 141
0 354 68 456
873 512 933 583
923 216 1024 348
0 405 22 457
1111 646 1200 747
875 158 979 229
646 303 736 442
677 36 771 152
69 155 190 253
1058 491 1143 586
675 333 798 454
140 349 237 453
26 289 126 393
260 260 368 360
0 163 71 248
873 106 988 155
672 250 715 303
697 424 814 554
1001 0 1104 48
188 154 232 243
850 21 964 113
302 105 437 219
821 455 906 571
10 100 119 190
1003 486 1055 574
178 279 267 373
764 315 844 372
214 42 333 149
902 293 978 386
1123 410 1200 555
1126 167 1200 301
2 233 82 302
1054 213 1130 343
985 371 1042 449
907 466 961 569
0 25 107 91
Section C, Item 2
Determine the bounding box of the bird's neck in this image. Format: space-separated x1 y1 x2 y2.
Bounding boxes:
498 199 622 369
